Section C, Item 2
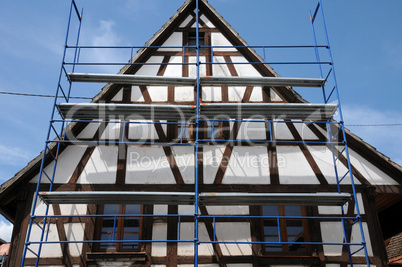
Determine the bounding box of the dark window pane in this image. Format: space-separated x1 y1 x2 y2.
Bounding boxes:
264 220 278 235
178 124 190 139
122 233 139 249
124 218 140 232
288 236 305 243
100 234 115 249
207 121 220 138
284 206 301 216
104 204 120 214
124 218 140 227
125 204 141 214
265 236 282 252
188 32 205 51
286 220 304 236
102 218 117 228
262 206 279 216
288 237 306 252
101 227 115 233
264 226 278 236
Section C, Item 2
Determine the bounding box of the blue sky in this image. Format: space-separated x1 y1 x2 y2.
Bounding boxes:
0 0 401 241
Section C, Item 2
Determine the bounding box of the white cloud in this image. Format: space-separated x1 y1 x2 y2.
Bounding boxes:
78 19 128 73
0 145 31 166
0 221 13 242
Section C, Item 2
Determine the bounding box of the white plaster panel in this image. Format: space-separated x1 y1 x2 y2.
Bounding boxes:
178 205 199 215
128 120 166 140
59 204 88 215
231 56 261 77
126 146 176 184
318 204 348 215
223 146 270 184
274 122 294 140
215 222 252 255
154 205 168 215
348 149 398 185
237 121 266 140
111 88 123 101
164 56 184 77
65 223 85 256
135 56 163 76
227 265 253 267
228 86 246 102
270 88 283 102
277 146 320 184
212 56 231 76
294 123 319 140
179 265 218 267
159 32 183 51
172 146 194 184
30 145 87 184
131 86 145 102
77 146 118 184
202 86 222 102
206 206 249 215
307 145 354 185
211 32 236 51
179 15 193 28
351 222 373 256
203 145 224 184
355 193 365 215
32 196 54 216
152 223 167 256
148 86 168 102
325 265 340 267
179 223 214 256
320 222 343 256
100 122 120 140
175 86 195 102
26 223 62 258
200 14 215 28
189 56 206 77
77 122 101 139
249 86 263 101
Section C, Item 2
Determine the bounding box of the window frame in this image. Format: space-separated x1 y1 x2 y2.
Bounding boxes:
261 205 310 255
174 121 194 140
205 120 224 140
187 31 205 52
94 204 143 252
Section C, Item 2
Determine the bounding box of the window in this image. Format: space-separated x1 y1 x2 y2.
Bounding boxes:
96 204 142 252
262 206 309 254
176 121 192 140
206 120 223 139
188 32 205 51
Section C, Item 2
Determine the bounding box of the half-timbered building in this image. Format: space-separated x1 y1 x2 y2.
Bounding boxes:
1 0 401 266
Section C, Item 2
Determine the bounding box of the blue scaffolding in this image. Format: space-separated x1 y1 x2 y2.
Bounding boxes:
21 0 371 266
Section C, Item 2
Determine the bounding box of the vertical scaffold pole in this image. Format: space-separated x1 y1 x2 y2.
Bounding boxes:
317 0 370 265
194 0 200 266
20 1 83 266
